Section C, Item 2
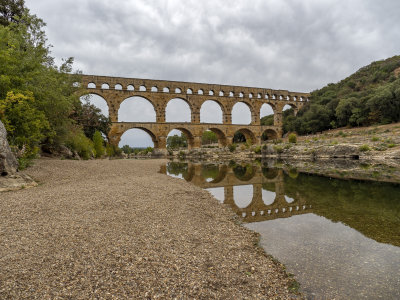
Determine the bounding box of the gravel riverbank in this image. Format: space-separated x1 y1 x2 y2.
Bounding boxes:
0 158 298 299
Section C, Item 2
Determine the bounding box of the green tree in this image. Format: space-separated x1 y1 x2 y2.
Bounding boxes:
71 98 111 139
0 91 49 157
121 145 134 154
92 130 104 158
0 3 83 157
167 134 187 149
233 131 246 143
0 0 25 26
202 130 218 145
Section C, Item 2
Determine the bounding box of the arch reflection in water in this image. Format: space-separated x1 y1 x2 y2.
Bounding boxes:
163 161 310 223
162 160 400 300
233 185 253 208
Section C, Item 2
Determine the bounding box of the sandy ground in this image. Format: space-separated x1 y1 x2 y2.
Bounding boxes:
0 158 297 299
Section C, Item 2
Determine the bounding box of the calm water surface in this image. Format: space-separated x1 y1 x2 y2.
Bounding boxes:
163 161 400 299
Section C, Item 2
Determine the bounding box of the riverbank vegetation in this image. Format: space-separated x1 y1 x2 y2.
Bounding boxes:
270 56 400 135
0 0 112 166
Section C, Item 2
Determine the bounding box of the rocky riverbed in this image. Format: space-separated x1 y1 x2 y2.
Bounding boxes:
0 158 300 299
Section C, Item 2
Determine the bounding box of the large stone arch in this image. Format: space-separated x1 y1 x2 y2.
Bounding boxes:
118 96 157 122
166 127 196 149
165 97 192 123
199 99 228 124
79 92 110 117
234 128 257 145
282 103 299 116
261 128 278 142
230 100 258 125
110 125 159 148
203 127 228 147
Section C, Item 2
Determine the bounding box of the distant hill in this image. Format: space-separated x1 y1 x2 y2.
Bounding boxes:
262 55 400 135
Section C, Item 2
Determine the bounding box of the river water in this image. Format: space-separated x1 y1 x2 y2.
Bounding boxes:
163 160 400 299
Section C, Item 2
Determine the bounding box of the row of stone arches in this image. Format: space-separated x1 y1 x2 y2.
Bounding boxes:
117 125 278 150
86 82 310 102
81 94 296 125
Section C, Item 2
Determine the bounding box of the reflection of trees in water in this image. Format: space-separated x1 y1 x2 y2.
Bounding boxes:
201 164 220 181
262 182 275 192
284 174 400 247
233 164 255 181
262 168 278 179
167 162 188 177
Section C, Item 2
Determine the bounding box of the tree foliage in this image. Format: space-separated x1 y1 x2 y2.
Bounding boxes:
71 98 111 139
167 134 187 149
0 91 49 157
92 130 104 158
202 130 218 145
0 1 114 161
283 56 400 134
0 0 25 26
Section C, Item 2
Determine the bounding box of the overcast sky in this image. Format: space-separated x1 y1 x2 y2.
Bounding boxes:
26 0 400 147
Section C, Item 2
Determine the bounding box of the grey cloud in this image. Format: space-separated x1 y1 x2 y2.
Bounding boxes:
28 0 400 146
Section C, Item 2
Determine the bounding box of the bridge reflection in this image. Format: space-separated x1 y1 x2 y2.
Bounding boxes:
161 162 312 223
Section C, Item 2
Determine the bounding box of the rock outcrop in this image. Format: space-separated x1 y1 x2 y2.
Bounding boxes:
0 120 18 176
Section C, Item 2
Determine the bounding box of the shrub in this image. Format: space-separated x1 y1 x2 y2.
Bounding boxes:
273 145 284 153
228 144 237 152
288 133 297 143
387 143 396 148
65 129 94 160
371 136 380 142
92 131 105 158
253 146 261 154
359 144 371 152
143 147 154 154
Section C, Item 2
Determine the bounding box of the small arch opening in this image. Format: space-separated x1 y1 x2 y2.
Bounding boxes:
209 90 214 96
87 82 96 89
219 91 224 96
175 88 182 94
139 85 146 92
198 89 204 95
115 84 122 90
249 93 253 98
127 85 134 91
239 92 244 98
101 83 110 89
151 86 158 92
229 91 234 97
187 88 193 94
163 87 170 93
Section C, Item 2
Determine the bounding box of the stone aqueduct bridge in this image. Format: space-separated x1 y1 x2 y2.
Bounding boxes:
81 75 311 150
160 163 311 223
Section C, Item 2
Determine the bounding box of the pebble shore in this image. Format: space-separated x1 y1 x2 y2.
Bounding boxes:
0 158 298 299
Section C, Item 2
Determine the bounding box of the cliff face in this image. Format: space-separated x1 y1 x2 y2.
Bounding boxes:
0 120 18 176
